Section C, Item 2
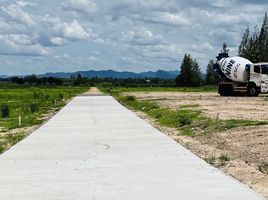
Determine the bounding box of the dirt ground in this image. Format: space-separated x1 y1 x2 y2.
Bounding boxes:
127 92 268 121
84 87 102 94
126 92 268 199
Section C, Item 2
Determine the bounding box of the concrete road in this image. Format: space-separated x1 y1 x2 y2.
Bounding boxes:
0 96 265 200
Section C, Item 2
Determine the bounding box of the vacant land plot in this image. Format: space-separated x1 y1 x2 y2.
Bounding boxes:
128 92 268 121
122 91 268 199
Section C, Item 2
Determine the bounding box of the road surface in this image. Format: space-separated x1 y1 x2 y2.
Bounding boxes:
0 95 265 199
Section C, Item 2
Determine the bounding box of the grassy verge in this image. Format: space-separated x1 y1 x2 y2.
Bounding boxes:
0 86 87 130
0 132 26 154
117 95 268 136
0 86 87 154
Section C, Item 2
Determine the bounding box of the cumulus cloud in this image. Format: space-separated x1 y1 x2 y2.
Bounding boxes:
143 12 191 26
0 34 50 56
62 0 98 14
1 0 268 74
49 19 91 41
122 27 164 46
0 1 95 59
0 3 35 26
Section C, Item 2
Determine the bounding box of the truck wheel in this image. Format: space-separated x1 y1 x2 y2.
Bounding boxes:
247 84 259 96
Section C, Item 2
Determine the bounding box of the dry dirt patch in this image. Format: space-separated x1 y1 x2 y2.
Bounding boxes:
127 92 268 121
84 87 102 95
126 92 268 199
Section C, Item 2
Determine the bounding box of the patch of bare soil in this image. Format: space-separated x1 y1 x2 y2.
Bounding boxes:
126 92 268 121
84 87 102 95
128 92 268 199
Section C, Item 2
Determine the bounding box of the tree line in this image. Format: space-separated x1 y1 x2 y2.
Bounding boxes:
1 74 176 87
8 75 64 86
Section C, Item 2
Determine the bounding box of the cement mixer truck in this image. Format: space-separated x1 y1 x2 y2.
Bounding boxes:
214 52 268 96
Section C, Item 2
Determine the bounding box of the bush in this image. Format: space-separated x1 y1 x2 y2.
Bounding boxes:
58 93 64 100
1 104 9 118
218 154 230 166
30 103 39 113
126 95 136 101
178 115 192 126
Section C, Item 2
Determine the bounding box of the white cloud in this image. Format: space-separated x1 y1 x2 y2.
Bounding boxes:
191 42 214 52
50 37 66 46
1 3 35 26
62 0 98 14
0 0 268 74
45 16 91 41
0 34 50 56
148 12 191 26
122 27 164 46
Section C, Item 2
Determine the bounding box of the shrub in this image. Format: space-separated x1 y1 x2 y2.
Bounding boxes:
218 154 230 166
126 95 136 101
1 104 10 118
205 156 216 165
30 103 39 113
178 115 192 126
58 93 64 100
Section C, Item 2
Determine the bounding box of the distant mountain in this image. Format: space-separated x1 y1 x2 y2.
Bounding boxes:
0 75 9 79
39 70 180 79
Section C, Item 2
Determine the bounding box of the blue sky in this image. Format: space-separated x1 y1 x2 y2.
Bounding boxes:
0 0 267 75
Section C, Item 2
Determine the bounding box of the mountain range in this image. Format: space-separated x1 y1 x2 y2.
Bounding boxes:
38 70 180 79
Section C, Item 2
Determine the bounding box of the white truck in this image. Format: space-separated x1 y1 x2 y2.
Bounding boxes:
214 53 268 96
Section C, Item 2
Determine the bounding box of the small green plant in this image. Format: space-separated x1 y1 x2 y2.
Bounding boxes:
205 156 216 165
58 93 64 100
0 144 4 154
178 115 192 126
126 95 136 101
5 133 25 146
258 162 268 175
1 104 10 118
218 154 230 166
30 103 39 113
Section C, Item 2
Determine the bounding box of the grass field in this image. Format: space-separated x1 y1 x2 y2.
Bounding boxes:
0 85 87 153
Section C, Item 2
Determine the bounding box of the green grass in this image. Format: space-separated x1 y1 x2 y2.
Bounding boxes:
117 95 268 136
0 86 87 131
0 132 26 154
0 85 87 154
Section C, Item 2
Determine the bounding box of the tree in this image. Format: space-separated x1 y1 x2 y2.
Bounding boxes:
238 27 250 58
176 54 201 87
238 13 268 62
77 74 82 79
258 12 268 61
206 60 218 85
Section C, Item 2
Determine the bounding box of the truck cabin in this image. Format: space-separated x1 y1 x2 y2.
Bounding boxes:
248 64 268 75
